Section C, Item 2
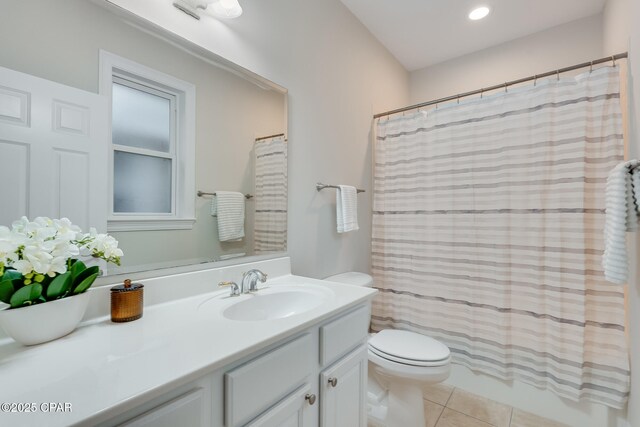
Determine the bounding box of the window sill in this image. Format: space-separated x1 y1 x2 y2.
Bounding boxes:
107 218 196 232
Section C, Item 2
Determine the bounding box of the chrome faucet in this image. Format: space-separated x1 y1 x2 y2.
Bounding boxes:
241 269 268 293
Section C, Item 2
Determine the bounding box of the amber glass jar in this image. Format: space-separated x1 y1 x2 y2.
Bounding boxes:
110 279 144 322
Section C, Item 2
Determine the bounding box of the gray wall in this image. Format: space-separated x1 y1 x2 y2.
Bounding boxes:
409 15 604 104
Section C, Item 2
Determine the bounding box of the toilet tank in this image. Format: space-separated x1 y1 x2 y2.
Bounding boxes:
325 272 373 287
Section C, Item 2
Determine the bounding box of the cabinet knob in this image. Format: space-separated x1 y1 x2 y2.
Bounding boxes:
328 377 338 387
305 393 317 405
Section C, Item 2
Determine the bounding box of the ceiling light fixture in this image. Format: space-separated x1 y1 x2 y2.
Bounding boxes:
173 0 242 20
209 0 243 19
468 6 490 21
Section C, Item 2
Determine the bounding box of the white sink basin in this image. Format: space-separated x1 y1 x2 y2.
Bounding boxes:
199 285 334 322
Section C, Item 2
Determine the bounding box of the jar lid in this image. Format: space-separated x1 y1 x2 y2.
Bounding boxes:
111 279 144 293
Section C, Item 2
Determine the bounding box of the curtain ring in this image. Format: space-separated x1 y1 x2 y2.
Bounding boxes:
590 61 593 73
504 82 508 93
556 70 560 81
612 55 616 67
480 88 484 99
534 75 537 86
435 103 438 110
457 96 460 104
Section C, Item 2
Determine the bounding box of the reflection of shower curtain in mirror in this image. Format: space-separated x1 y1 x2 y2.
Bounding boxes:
254 136 288 253
372 67 630 408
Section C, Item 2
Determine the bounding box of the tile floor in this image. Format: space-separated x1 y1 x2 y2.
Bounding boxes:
422 384 570 427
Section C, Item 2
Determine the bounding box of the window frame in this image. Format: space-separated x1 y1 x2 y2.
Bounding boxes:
111 76 178 217
99 50 195 232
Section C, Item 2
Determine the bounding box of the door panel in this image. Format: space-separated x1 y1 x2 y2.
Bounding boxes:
320 345 368 427
0 66 108 231
246 385 313 427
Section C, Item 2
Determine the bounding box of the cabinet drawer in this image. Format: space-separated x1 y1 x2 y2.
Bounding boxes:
320 305 369 366
225 334 313 427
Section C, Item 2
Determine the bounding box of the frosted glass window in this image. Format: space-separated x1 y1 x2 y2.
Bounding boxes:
112 82 172 153
113 151 172 213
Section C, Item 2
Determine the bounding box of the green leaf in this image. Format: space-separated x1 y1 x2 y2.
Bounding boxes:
0 280 16 304
72 272 99 295
71 266 99 293
45 272 72 300
0 271 23 305
9 283 43 308
71 260 87 281
0 270 22 282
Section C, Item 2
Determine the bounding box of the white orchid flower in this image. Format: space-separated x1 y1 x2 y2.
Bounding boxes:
2 216 122 278
11 259 34 276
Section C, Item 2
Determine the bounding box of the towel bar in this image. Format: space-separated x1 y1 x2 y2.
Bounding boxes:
316 182 365 194
198 191 253 199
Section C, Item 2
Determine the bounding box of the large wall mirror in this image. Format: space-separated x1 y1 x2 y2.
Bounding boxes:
0 0 288 275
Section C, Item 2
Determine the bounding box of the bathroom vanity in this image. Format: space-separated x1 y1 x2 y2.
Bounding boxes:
0 258 376 427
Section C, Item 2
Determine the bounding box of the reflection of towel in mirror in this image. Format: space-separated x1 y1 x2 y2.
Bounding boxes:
218 252 246 261
215 191 245 241
337 185 359 233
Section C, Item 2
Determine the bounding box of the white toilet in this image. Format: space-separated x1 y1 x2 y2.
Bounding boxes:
325 272 451 427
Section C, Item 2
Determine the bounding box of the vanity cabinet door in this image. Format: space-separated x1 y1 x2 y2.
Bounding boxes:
320 345 368 427
225 334 313 426
118 388 207 427
246 385 314 427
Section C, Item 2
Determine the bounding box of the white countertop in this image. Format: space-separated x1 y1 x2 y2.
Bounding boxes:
0 274 376 427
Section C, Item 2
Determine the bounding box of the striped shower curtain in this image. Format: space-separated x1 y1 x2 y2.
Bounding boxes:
254 135 288 253
371 67 629 408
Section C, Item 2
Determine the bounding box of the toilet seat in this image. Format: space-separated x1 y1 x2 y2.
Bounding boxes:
368 345 449 367
368 329 450 366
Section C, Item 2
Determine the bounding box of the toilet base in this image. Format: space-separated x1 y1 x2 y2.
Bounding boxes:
367 368 430 427
387 382 426 427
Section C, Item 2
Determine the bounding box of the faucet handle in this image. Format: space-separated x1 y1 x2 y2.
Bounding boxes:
218 281 241 297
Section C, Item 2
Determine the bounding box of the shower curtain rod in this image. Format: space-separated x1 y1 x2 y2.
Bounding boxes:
255 133 286 141
373 52 628 119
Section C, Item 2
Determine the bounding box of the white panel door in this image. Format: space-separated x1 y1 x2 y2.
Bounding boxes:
0 66 108 231
320 346 368 427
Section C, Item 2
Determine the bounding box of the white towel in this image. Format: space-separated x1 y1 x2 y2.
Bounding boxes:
633 166 640 214
603 160 640 284
336 185 359 233
214 191 245 242
210 197 218 216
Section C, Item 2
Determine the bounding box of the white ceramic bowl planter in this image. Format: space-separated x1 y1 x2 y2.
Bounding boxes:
0 292 92 346
0 216 123 346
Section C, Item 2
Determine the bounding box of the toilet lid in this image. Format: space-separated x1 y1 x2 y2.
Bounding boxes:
325 272 373 287
369 330 450 363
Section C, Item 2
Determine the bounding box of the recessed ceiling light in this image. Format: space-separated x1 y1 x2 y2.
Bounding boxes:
468 6 490 21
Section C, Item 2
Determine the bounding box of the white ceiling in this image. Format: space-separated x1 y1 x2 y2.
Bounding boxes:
339 0 607 71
